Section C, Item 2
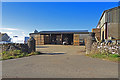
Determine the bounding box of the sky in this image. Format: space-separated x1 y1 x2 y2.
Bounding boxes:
1 2 119 43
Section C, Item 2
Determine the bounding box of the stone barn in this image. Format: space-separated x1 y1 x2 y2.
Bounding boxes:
93 7 120 43
29 30 93 46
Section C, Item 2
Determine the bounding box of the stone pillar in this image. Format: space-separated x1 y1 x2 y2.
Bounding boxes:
86 36 93 54
61 34 63 44
0 44 3 53
28 37 36 53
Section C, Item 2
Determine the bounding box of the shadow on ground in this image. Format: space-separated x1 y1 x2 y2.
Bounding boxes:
36 46 49 48
40 53 65 55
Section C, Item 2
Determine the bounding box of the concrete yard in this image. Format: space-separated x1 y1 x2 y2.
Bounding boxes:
36 45 86 55
2 45 118 78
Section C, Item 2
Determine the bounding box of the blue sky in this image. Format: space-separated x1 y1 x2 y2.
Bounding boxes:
1 2 118 43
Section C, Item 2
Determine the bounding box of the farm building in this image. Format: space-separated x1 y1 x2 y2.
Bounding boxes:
93 7 120 42
29 30 94 46
0 32 11 42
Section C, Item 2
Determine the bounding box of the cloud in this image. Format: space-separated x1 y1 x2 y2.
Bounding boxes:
0 28 29 43
3 32 13 35
0 28 19 31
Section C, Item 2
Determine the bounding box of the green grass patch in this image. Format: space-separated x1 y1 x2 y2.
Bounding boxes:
0 50 41 60
87 53 120 62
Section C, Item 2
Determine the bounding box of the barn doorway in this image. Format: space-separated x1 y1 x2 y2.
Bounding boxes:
50 34 73 45
62 34 73 45
51 34 61 45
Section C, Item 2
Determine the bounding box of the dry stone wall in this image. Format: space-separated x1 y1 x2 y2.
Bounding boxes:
0 37 36 53
0 43 29 53
90 42 120 55
0 38 36 53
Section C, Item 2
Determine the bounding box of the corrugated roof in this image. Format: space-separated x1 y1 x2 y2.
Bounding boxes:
40 30 88 33
30 30 89 35
29 30 90 35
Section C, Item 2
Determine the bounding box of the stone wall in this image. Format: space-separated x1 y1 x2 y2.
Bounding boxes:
108 23 120 39
0 43 29 53
90 42 120 55
0 37 36 53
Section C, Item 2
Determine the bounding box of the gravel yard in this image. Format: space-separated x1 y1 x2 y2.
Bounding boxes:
36 45 86 55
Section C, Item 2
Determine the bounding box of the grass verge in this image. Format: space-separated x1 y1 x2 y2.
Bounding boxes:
0 50 41 60
86 53 120 62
